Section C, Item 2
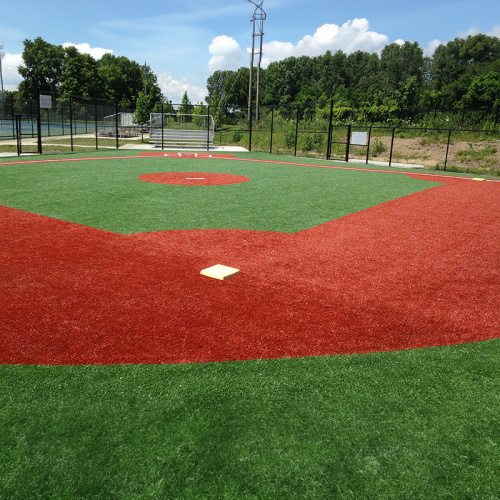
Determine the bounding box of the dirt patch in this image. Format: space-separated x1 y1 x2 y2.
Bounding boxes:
137 172 250 186
349 137 500 173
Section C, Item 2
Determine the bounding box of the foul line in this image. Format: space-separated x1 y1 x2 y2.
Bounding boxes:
1 154 498 182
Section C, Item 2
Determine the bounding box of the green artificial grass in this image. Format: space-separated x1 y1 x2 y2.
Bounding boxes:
1 340 498 499
0 154 441 233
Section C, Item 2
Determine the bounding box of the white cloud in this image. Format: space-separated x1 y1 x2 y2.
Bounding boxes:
459 24 500 38
62 43 114 60
208 35 243 72
258 18 388 67
489 25 500 37
423 39 443 57
422 24 500 57
1 52 23 90
157 72 207 104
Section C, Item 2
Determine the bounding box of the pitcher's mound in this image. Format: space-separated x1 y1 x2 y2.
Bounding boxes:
138 172 250 186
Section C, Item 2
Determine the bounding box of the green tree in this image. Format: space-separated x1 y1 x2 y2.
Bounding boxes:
17 37 65 99
178 91 193 116
461 72 500 107
97 54 162 105
97 54 139 105
380 42 425 96
430 34 500 107
262 57 305 105
316 50 348 99
394 76 421 120
59 46 102 98
192 102 208 129
133 91 152 125
17 36 163 106
143 64 162 104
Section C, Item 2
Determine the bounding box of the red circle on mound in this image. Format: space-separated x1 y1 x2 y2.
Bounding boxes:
138 172 250 186
138 152 236 159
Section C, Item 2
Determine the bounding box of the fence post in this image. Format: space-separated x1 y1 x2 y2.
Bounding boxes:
345 124 351 162
206 105 210 151
69 96 74 153
388 127 395 166
294 104 300 157
248 105 253 152
326 99 334 160
36 90 42 154
11 100 15 139
269 106 274 154
365 126 372 164
95 103 98 151
30 100 34 137
15 115 21 156
444 129 452 171
161 103 164 150
115 101 119 149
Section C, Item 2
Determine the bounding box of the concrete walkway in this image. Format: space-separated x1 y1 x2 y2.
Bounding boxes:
0 134 423 168
0 134 249 157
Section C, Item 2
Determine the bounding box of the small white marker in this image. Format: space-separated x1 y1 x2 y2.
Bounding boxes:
186 177 205 180
201 264 240 280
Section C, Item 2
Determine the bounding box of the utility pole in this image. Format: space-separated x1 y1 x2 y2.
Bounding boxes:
247 1 266 123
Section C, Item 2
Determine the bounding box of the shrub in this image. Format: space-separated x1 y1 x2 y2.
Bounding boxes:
371 138 386 156
232 130 243 142
284 128 296 150
313 132 324 147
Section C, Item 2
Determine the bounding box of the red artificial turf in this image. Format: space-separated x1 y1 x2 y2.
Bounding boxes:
138 172 250 186
1 172 499 365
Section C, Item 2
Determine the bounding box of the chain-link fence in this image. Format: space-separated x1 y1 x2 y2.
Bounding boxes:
1 93 498 175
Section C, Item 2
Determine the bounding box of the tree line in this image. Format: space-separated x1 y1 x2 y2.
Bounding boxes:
6 33 499 127
9 37 165 109
206 34 500 122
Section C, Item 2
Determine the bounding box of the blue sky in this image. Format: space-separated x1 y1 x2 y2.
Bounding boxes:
1 0 499 103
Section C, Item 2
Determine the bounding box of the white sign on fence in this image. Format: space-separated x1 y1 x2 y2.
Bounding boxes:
351 131 368 146
39 95 52 109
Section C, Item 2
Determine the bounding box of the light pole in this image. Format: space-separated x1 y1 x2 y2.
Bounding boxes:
247 1 266 123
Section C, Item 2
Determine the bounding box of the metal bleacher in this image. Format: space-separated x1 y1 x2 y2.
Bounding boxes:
149 113 214 148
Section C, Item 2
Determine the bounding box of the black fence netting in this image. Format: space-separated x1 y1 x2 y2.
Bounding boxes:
1 93 498 175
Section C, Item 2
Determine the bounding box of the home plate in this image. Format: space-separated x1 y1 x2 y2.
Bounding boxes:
200 264 240 280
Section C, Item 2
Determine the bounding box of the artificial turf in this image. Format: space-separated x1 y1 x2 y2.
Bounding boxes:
1 341 498 499
1 151 498 498
0 154 441 233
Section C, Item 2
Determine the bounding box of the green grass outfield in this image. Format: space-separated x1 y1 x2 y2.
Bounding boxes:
1 341 499 499
0 151 441 234
1 151 498 498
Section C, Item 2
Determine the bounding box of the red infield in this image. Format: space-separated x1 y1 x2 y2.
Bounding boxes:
1 169 499 365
